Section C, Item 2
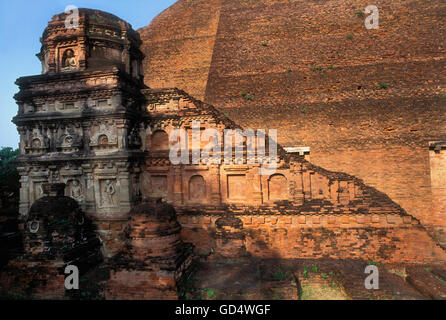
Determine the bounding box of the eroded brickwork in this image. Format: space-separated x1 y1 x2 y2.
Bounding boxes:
4 7 446 300
139 0 446 244
429 142 446 247
178 214 446 264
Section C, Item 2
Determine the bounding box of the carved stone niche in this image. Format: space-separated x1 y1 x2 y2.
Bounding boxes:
66 179 85 203
98 179 118 209
60 48 78 72
56 127 83 153
90 122 118 151
25 128 50 155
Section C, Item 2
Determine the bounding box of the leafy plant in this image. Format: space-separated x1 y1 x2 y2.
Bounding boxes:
273 271 287 280
241 91 253 101
261 41 268 47
346 33 354 39
378 82 388 89
205 289 217 300
0 147 20 206
355 10 365 17
303 267 309 279
367 260 381 266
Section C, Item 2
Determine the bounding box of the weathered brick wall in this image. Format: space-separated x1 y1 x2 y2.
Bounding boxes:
139 0 222 100
106 269 179 300
0 261 66 300
429 145 446 247
178 214 446 264
140 0 446 243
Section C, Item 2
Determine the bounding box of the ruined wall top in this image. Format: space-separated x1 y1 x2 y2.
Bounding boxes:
37 8 144 80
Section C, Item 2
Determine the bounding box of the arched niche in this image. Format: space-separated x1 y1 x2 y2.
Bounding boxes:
61 49 76 70
268 174 288 201
98 134 109 146
189 175 206 203
151 130 169 151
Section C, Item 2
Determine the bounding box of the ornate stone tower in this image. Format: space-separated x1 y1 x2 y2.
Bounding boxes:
13 9 147 257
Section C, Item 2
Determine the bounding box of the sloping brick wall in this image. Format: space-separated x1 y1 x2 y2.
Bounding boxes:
139 0 446 242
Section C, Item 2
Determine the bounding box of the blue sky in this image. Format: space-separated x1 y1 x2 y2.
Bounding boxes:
0 0 176 148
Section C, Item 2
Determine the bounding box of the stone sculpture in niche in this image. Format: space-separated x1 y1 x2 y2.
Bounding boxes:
103 180 116 206
62 49 76 71
32 138 42 149
69 180 83 202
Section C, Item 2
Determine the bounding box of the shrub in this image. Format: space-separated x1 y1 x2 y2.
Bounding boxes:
0 147 20 207
378 82 388 89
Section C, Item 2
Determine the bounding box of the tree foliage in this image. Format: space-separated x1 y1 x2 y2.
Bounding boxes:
0 147 20 207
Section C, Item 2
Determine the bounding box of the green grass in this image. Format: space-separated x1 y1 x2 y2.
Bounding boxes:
346 33 354 40
367 260 381 266
355 10 365 17
328 64 336 70
311 65 323 72
241 91 254 101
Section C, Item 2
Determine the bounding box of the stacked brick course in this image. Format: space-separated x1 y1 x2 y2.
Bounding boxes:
105 202 193 300
139 0 446 244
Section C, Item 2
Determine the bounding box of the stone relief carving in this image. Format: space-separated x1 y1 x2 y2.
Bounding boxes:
34 184 44 200
68 179 84 202
101 179 116 207
26 128 50 154
62 49 77 71
56 127 83 152
90 122 118 149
